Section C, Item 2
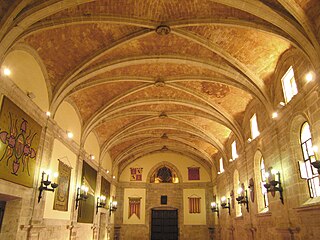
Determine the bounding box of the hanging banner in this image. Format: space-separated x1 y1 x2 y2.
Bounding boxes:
53 160 71 211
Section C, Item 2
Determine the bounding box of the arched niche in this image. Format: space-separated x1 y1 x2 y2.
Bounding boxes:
84 131 100 165
2 49 50 111
54 101 81 144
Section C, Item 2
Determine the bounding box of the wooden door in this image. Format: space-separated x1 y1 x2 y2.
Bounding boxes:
151 209 178 240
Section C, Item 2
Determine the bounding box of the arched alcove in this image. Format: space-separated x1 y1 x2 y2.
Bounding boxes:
2 49 50 111
54 101 82 144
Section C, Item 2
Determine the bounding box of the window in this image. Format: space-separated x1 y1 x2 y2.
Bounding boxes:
260 158 269 208
231 141 238 160
281 66 298 103
298 122 320 197
218 158 224 174
250 114 260 139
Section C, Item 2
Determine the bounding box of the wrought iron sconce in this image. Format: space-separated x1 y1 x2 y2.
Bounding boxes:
96 195 107 214
264 168 284 204
76 185 89 209
220 196 231 215
311 160 320 174
38 170 59 203
210 202 219 217
109 199 118 216
236 184 249 212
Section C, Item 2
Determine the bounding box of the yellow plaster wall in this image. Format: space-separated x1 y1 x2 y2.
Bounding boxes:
84 132 100 166
43 139 77 220
123 188 146 225
101 152 112 175
119 152 210 183
2 50 49 111
54 101 81 144
183 189 206 225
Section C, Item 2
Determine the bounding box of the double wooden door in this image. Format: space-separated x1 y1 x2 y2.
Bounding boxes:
151 209 178 240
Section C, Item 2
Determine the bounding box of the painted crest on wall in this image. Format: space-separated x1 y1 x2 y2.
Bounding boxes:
0 96 42 187
130 167 143 181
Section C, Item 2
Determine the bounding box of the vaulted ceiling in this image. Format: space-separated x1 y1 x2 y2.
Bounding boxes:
1 0 319 171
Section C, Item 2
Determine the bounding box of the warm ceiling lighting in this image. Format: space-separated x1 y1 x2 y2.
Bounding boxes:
67 131 73 139
3 67 11 76
90 154 95 160
113 176 116 179
46 111 51 117
313 145 318 153
106 170 110 174
305 72 313 82
272 112 278 119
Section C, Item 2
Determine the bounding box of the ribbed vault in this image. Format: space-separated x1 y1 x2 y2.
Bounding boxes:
1 0 319 172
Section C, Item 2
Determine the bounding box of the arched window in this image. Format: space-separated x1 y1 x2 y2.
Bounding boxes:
299 122 320 197
150 166 179 183
260 158 269 208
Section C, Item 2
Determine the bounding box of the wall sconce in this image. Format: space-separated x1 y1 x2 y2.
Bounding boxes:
38 170 59 203
220 196 231 215
210 202 219 217
109 199 118 216
311 160 320 174
76 185 89 209
236 184 249 212
96 195 107 214
264 168 284 204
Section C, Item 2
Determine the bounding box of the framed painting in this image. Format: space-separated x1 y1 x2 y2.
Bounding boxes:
0 96 42 187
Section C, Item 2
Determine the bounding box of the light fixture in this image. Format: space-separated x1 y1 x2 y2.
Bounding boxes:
112 175 116 179
38 170 59 203
305 72 313 82
75 185 89 209
264 168 284 204
106 170 110 174
229 159 233 162
272 112 278 119
236 184 249 212
109 198 118 216
311 160 320 174
67 131 73 139
96 195 107 214
247 138 252 143
89 154 95 160
220 196 231 215
3 67 11 76
46 111 51 117
210 202 219 217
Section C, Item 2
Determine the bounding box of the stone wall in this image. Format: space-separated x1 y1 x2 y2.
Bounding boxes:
214 49 320 240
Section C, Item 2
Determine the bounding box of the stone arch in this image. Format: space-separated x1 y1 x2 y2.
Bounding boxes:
147 161 183 183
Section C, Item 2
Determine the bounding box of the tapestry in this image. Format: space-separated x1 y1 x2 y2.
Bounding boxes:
53 160 71 211
101 177 110 203
129 197 141 219
188 196 201 213
188 167 200 180
130 167 143 181
0 96 42 187
77 161 97 223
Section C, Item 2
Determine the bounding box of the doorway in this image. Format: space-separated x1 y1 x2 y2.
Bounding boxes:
151 209 178 240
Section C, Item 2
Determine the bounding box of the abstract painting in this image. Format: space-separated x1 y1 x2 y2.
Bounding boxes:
0 96 42 187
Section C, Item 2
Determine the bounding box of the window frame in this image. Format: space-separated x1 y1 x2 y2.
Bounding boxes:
250 114 260 140
299 122 320 198
281 66 298 103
